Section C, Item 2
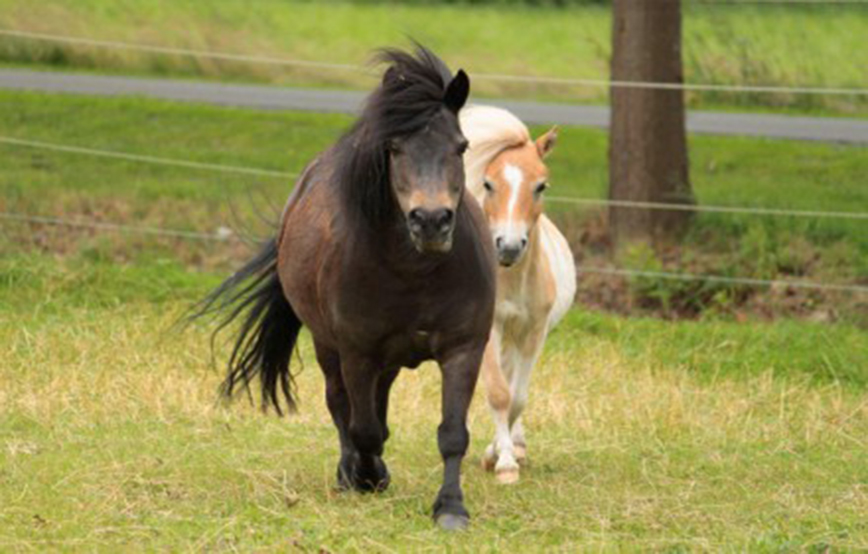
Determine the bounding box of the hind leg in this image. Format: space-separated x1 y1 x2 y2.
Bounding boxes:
314 342 357 490
376 367 401 444
511 417 527 464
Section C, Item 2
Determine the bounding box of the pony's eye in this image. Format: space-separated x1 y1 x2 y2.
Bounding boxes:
534 182 549 196
483 180 494 193
456 140 469 156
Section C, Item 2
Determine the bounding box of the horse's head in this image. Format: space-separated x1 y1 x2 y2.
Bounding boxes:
338 46 472 253
388 70 470 254
479 126 557 267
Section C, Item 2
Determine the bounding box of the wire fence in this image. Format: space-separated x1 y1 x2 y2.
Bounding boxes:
0 136 297 179
2 28 868 96
3 134 867 220
4 210 867 294
0 211 234 241
2 133 867 295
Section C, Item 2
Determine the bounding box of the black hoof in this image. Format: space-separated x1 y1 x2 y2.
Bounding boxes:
436 513 469 531
336 454 390 493
432 495 470 531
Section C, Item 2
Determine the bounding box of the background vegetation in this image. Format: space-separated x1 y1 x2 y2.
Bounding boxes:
3 90 866 323
0 0 866 114
1 1 866 549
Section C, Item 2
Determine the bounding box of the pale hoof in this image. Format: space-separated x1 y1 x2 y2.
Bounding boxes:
436 513 469 531
514 444 527 464
495 467 520 485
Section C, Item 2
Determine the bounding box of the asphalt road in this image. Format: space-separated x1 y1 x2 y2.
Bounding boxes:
2 69 866 144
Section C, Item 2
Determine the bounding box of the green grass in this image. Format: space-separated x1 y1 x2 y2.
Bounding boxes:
1 252 867 550
1 82 867 549
0 0 866 115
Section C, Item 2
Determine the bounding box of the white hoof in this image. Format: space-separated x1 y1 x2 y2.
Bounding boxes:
495 467 520 485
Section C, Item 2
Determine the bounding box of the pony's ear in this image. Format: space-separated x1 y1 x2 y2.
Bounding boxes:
443 70 470 113
536 126 558 158
383 66 399 85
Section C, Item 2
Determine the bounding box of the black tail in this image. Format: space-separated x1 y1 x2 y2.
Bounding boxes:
188 237 301 415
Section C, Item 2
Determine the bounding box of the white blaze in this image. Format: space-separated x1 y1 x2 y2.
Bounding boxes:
498 164 528 244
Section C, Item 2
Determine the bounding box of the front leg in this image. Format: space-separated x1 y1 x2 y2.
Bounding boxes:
432 343 485 531
341 353 391 492
480 327 520 484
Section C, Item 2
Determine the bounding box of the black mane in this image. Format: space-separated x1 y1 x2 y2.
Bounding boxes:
335 46 458 225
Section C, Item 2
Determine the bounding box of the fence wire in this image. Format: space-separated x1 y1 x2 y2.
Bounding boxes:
3 134 867 220
2 28 868 96
4 210 867 294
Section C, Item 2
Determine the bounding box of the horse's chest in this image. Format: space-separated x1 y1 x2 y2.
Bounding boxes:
381 329 437 369
497 297 530 322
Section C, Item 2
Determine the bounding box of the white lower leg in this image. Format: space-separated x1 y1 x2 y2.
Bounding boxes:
511 418 527 463
492 408 519 483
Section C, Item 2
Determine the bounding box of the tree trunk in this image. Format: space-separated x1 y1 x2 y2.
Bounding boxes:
609 0 694 246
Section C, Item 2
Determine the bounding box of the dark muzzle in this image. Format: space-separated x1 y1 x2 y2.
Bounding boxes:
407 207 455 253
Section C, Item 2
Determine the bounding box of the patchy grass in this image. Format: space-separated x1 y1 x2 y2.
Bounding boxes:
1 253 866 550
0 0 866 114
2 89 866 324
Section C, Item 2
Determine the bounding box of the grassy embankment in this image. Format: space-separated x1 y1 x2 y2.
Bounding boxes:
0 0 866 115
2 89 866 321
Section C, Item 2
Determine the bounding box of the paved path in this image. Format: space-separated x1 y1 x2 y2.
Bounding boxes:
2 69 866 143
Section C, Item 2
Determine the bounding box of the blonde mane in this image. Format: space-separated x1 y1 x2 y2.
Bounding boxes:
459 105 532 203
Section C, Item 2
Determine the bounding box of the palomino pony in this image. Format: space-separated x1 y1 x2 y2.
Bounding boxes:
460 105 577 484
194 47 496 530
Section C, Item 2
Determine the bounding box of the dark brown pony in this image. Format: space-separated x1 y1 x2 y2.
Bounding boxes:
193 47 496 530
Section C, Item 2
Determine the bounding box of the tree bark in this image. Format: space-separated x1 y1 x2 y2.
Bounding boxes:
609 0 694 246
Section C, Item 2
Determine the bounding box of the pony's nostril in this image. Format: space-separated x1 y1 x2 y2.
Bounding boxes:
437 209 454 230
495 237 504 249
408 208 424 227
521 237 528 248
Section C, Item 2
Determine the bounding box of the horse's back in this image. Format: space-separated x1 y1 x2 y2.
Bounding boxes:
275 152 343 345
538 215 576 329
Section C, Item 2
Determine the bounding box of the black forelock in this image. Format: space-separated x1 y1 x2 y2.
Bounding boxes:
368 46 454 139
334 45 460 226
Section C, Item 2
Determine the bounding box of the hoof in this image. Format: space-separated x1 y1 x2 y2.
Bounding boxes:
514 444 527 464
481 455 496 473
436 513 469 531
482 444 497 472
336 455 390 493
495 467 520 485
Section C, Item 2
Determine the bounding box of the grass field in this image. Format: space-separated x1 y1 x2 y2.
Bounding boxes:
1 81 867 548
2 252 867 550
0 0 866 115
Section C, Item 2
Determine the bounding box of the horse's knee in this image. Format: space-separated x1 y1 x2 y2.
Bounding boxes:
437 421 469 459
